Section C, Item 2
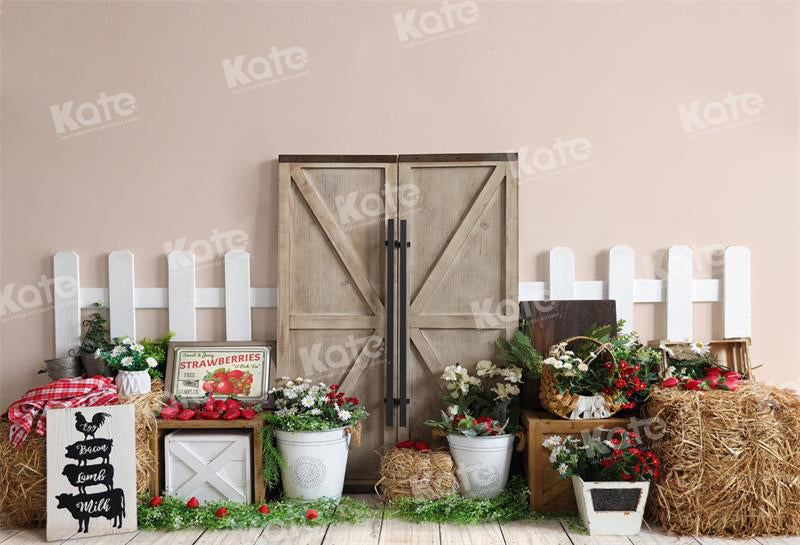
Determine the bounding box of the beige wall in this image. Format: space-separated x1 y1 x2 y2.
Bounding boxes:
1 1 798 409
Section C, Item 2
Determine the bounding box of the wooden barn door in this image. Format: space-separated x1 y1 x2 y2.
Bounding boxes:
278 156 396 482
396 154 519 443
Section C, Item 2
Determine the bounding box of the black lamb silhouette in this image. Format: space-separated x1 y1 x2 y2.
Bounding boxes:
74 411 111 440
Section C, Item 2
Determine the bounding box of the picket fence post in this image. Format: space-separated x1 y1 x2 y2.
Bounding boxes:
108 250 136 340
168 251 197 341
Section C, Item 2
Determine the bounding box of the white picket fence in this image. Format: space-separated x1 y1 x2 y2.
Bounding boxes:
51 244 751 358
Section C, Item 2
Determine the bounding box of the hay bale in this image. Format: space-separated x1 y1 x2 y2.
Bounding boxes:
0 381 164 528
377 447 457 501
643 381 800 537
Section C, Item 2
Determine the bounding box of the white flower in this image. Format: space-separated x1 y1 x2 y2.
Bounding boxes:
543 357 559 367
690 340 711 356
111 346 125 357
121 356 133 368
442 365 458 382
552 360 563 369
286 380 295 387
287 407 298 415
562 362 573 371
549 446 563 463
448 405 459 416
300 395 315 408
542 436 562 449
284 389 297 399
121 337 133 345
589 351 597 359
499 366 522 384
94 349 102 358
476 360 496 377
146 357 158 368
492 383 520 401
131 344 144 353
557 463 569 476
577 363 589 372
338 409 352 421
310 408 322 416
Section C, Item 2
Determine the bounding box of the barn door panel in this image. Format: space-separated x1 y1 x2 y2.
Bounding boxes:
398 154 518 443
278 156 396 481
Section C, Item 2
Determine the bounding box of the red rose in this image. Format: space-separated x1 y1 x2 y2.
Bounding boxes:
329 384 339 391
306 509 318 520
661 377 679 388
476 416 492 424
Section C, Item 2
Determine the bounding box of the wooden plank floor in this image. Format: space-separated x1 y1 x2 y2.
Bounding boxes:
3 496 798 545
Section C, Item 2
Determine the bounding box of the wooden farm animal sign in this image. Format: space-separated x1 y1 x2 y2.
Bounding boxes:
46 405 137 541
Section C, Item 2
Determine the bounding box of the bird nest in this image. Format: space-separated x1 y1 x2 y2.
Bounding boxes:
0 381 164 528
376 447 458 501
643 381 800 537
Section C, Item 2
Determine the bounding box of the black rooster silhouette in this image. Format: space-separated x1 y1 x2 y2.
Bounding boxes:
74 412 111 440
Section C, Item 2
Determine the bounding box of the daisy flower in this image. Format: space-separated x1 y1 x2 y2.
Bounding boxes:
300 395 315 408
338 409 352 421
689 340 711 356
310 408 322 416
146 357 158 368
121 356 133 367
557 463 569 477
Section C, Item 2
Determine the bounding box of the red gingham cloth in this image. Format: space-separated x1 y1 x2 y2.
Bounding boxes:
6 376 118 447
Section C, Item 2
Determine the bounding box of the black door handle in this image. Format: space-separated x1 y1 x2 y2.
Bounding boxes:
385 219 395 427
398 220 409 427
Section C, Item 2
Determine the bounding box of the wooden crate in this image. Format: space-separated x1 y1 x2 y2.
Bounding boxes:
165 430 252 503
649 338 752 379
521 409 632 512
150 419 265 504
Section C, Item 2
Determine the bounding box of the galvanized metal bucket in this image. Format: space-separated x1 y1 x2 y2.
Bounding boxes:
42 357 83 380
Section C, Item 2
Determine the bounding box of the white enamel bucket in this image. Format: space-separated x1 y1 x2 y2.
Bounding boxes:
275 427 350 500
447 433 514 499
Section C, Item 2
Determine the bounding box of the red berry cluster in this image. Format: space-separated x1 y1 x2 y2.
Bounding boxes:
158 396 260 421
201 368 254 396
601 359 646 409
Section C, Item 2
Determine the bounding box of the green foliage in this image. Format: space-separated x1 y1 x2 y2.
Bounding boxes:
261 425 284 490
386 476 580 528
268 379 368 431
78 312 112 354
495 327 543 379
137 495 374 530
140 332 175 378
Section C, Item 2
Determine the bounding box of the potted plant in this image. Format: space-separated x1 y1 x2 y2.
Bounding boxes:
265 377 368 500
77 311 112 376
496 326 543 409
543 429 660 535
426 360 523 499
99 337 161 395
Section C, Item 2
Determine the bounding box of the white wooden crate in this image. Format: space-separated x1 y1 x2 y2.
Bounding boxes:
164 430 252 503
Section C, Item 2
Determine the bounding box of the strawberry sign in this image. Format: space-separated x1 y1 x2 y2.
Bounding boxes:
164 341 273 402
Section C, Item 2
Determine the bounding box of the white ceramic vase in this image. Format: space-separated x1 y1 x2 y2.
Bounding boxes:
447 433 513 499
275 428 351 500
115 369 152 395
572 476 650 536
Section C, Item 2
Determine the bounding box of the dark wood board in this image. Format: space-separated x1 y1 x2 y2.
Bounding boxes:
520 300 618 355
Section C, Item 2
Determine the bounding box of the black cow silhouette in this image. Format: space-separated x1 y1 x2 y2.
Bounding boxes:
56 489 125 533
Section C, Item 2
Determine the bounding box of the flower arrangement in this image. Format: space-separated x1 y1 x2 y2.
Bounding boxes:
99 336 161 378
661 367 742 391
426 360 522 436
265 377 368 431
543 339 635 410
659 340 717 379
543 429 661 482
589 322 662 407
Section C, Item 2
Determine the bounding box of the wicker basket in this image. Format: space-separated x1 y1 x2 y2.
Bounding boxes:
539 336 624 420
